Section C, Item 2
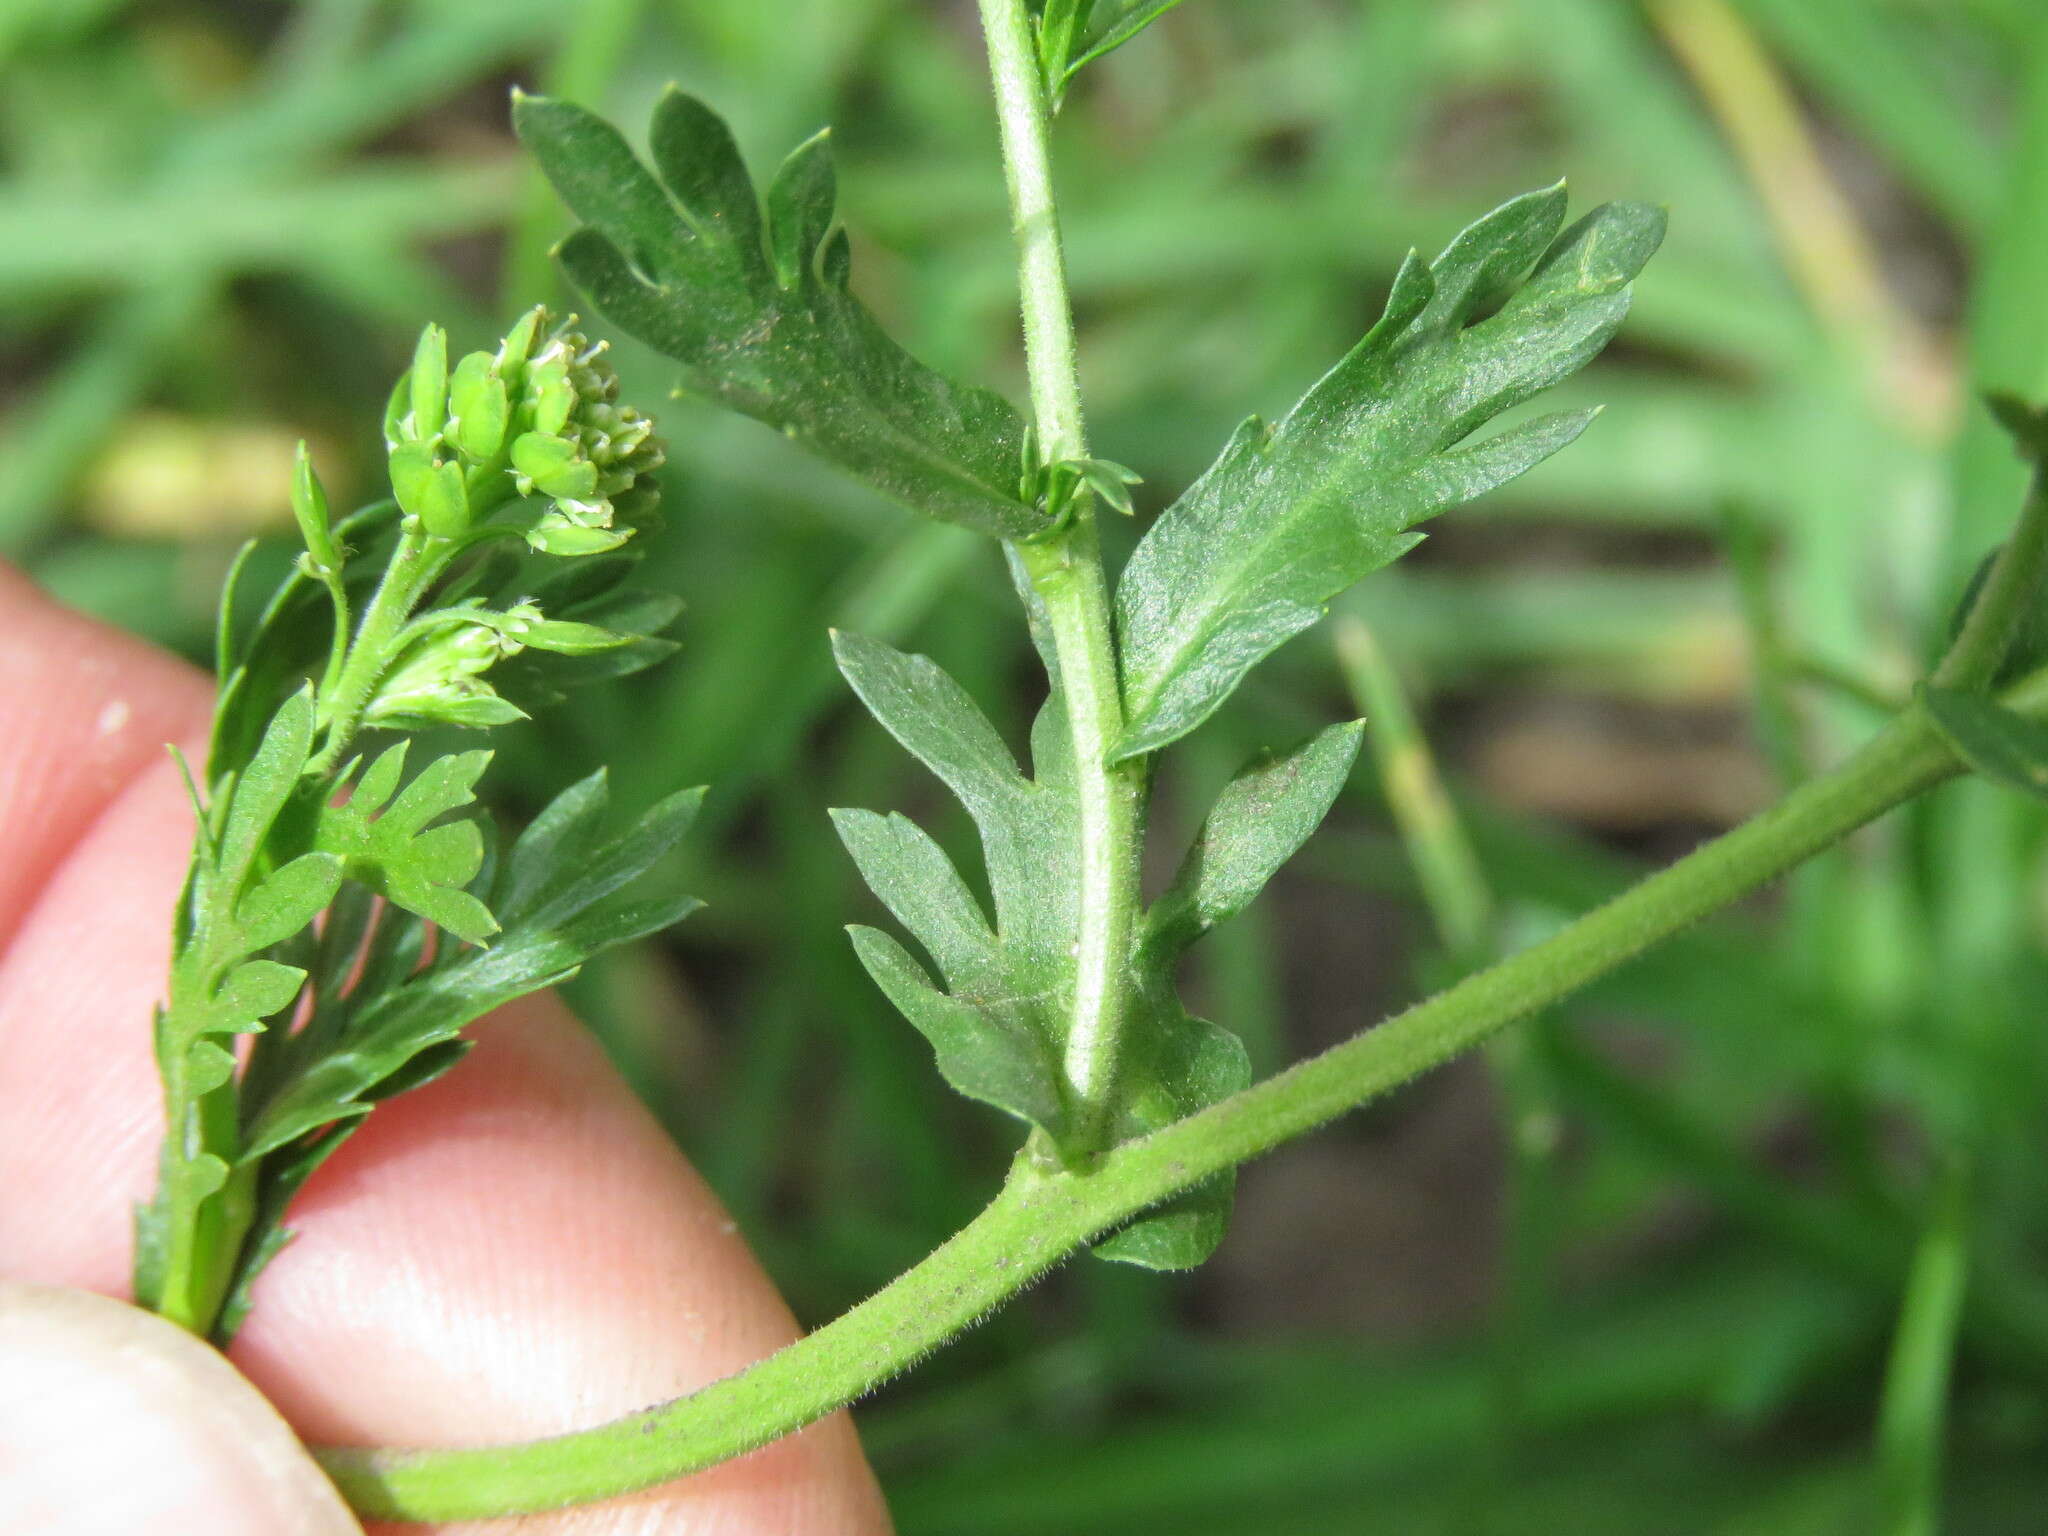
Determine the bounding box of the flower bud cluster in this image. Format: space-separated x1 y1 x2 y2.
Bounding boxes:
364 604 535 731
363 597 636 732
383 308 665 554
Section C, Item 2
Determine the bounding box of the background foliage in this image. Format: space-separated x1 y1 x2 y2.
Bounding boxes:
8 0 2048 1527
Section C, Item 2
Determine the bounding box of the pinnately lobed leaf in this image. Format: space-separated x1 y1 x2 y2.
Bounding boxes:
514 89 1044 541
1113 187 1666 759
833 633 1362 1268
216 773 705 1331
314 743 498 945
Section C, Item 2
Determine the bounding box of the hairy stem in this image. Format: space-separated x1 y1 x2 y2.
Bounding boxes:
307 521 448 774
317 702 1966 1522
978 0 1145 1148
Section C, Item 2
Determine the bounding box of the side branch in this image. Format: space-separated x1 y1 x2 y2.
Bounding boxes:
319 704 1965 1522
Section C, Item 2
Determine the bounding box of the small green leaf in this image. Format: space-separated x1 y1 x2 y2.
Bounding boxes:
1147 721 1365 947
242 778 703 1163
834 633 1079 1143
316 747 498 944
233 852 344 953
1064 0 1188 82
1924 686 2048 800
1113 191 1664 758
1099 726 1359 1267
218 689 316 891
1095 1009 1249 1269
207 960 306 1034
496 768 610 918
848 925 1067 1136
516 90 1042 541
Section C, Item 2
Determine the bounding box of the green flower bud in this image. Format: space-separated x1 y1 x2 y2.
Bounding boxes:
530 359 575 438
408 324 449 443
511 432 600 500
380 309 664 554
366 615 525 731
290 442 340 573
516 617 631 655
388 444 470 538
526 516 633 557
496 306 544 375
450 351 510 461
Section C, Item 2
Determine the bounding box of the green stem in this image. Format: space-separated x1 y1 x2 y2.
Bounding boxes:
316 704 1961 1523
307 522 449 775
152 981 258 1336
978 0 1084 461
978 0 1146 1149
1933 465 2048 690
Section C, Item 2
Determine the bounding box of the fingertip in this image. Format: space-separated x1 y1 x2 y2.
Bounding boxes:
0 1282 361 1535
0 561 212 947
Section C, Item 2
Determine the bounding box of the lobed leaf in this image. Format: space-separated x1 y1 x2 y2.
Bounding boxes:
237 774 704 1218
516 89 1043 541
315 744 498 944
848 925 1067 1136
1113 189 1665 758
833 633 1075 1142
832 642 1347 1271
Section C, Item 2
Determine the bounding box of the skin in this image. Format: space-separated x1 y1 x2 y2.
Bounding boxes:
0 561 893 1534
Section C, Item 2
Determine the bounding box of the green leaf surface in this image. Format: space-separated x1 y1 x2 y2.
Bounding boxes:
217 688 317 890
241 773 703 1164
232 853 344 954
315 744 498 944
203 960 306 1036
1094 725 1360 1269
516 89 1041 541
1113 188 1664 758
847 923 1067 1135
834 636 1347 1269
833 631 1077 1141
1924 687 2048 801
1147 721 1366 948
1093 1007 1249 1269
1066 0 1188 79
